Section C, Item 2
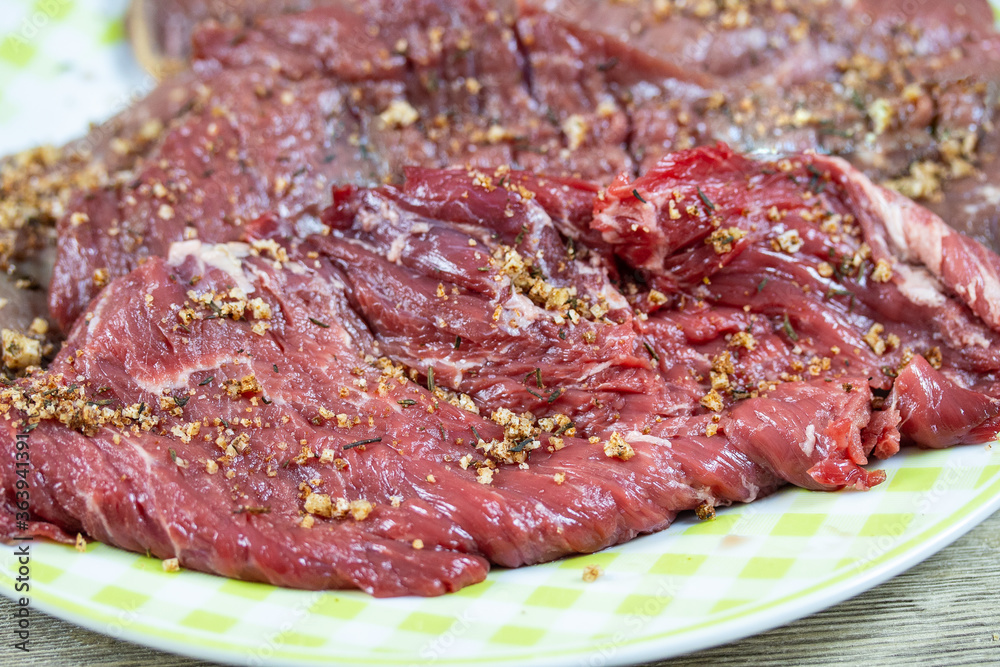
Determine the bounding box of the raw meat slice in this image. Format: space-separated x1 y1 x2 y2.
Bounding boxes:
887 355 1000 449
43 0 1000 334
49 0 541 330
27 148 996 595
6 147 1000 595
0 242 781 594
723 380 885 492
594 143 1000 445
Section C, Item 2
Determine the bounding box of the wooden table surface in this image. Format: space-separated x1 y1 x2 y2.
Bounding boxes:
1 510 997 667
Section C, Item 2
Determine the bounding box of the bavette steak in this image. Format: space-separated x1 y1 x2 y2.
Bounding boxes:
2 145 998 596
34 0 1000 336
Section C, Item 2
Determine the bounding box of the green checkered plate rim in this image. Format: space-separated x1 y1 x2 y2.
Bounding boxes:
2 443 998 666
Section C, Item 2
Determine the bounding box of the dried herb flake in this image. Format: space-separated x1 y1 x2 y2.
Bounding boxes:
344 437 382 450
233 506 271 515
515 224 528 245
555 421 576 435
597 56 619 72
697 186 716 211
511 437 535 453
782 314 799 341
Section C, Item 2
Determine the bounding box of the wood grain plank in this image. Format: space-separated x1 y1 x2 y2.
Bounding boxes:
0 511 997 666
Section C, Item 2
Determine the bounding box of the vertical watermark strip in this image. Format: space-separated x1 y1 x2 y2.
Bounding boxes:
11 430 32 652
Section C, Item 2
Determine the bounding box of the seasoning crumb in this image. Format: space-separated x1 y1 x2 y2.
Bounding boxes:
304 493 333 517
603 431 635 461
710 370 730 391
162 558 180 573
349 499 373 521
729 331 757 351
695 502 716 521
774 229 803 254
379 99 420 128
75 533 87 553
871 259 893 283
304 494 373 521
700 389 724 412
706 226 747 254
582 564 603 582
648 290 669 306
412 539 425 550
712 351 736 375
1 329 41 370
864 323 887 356
561 114 589 151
